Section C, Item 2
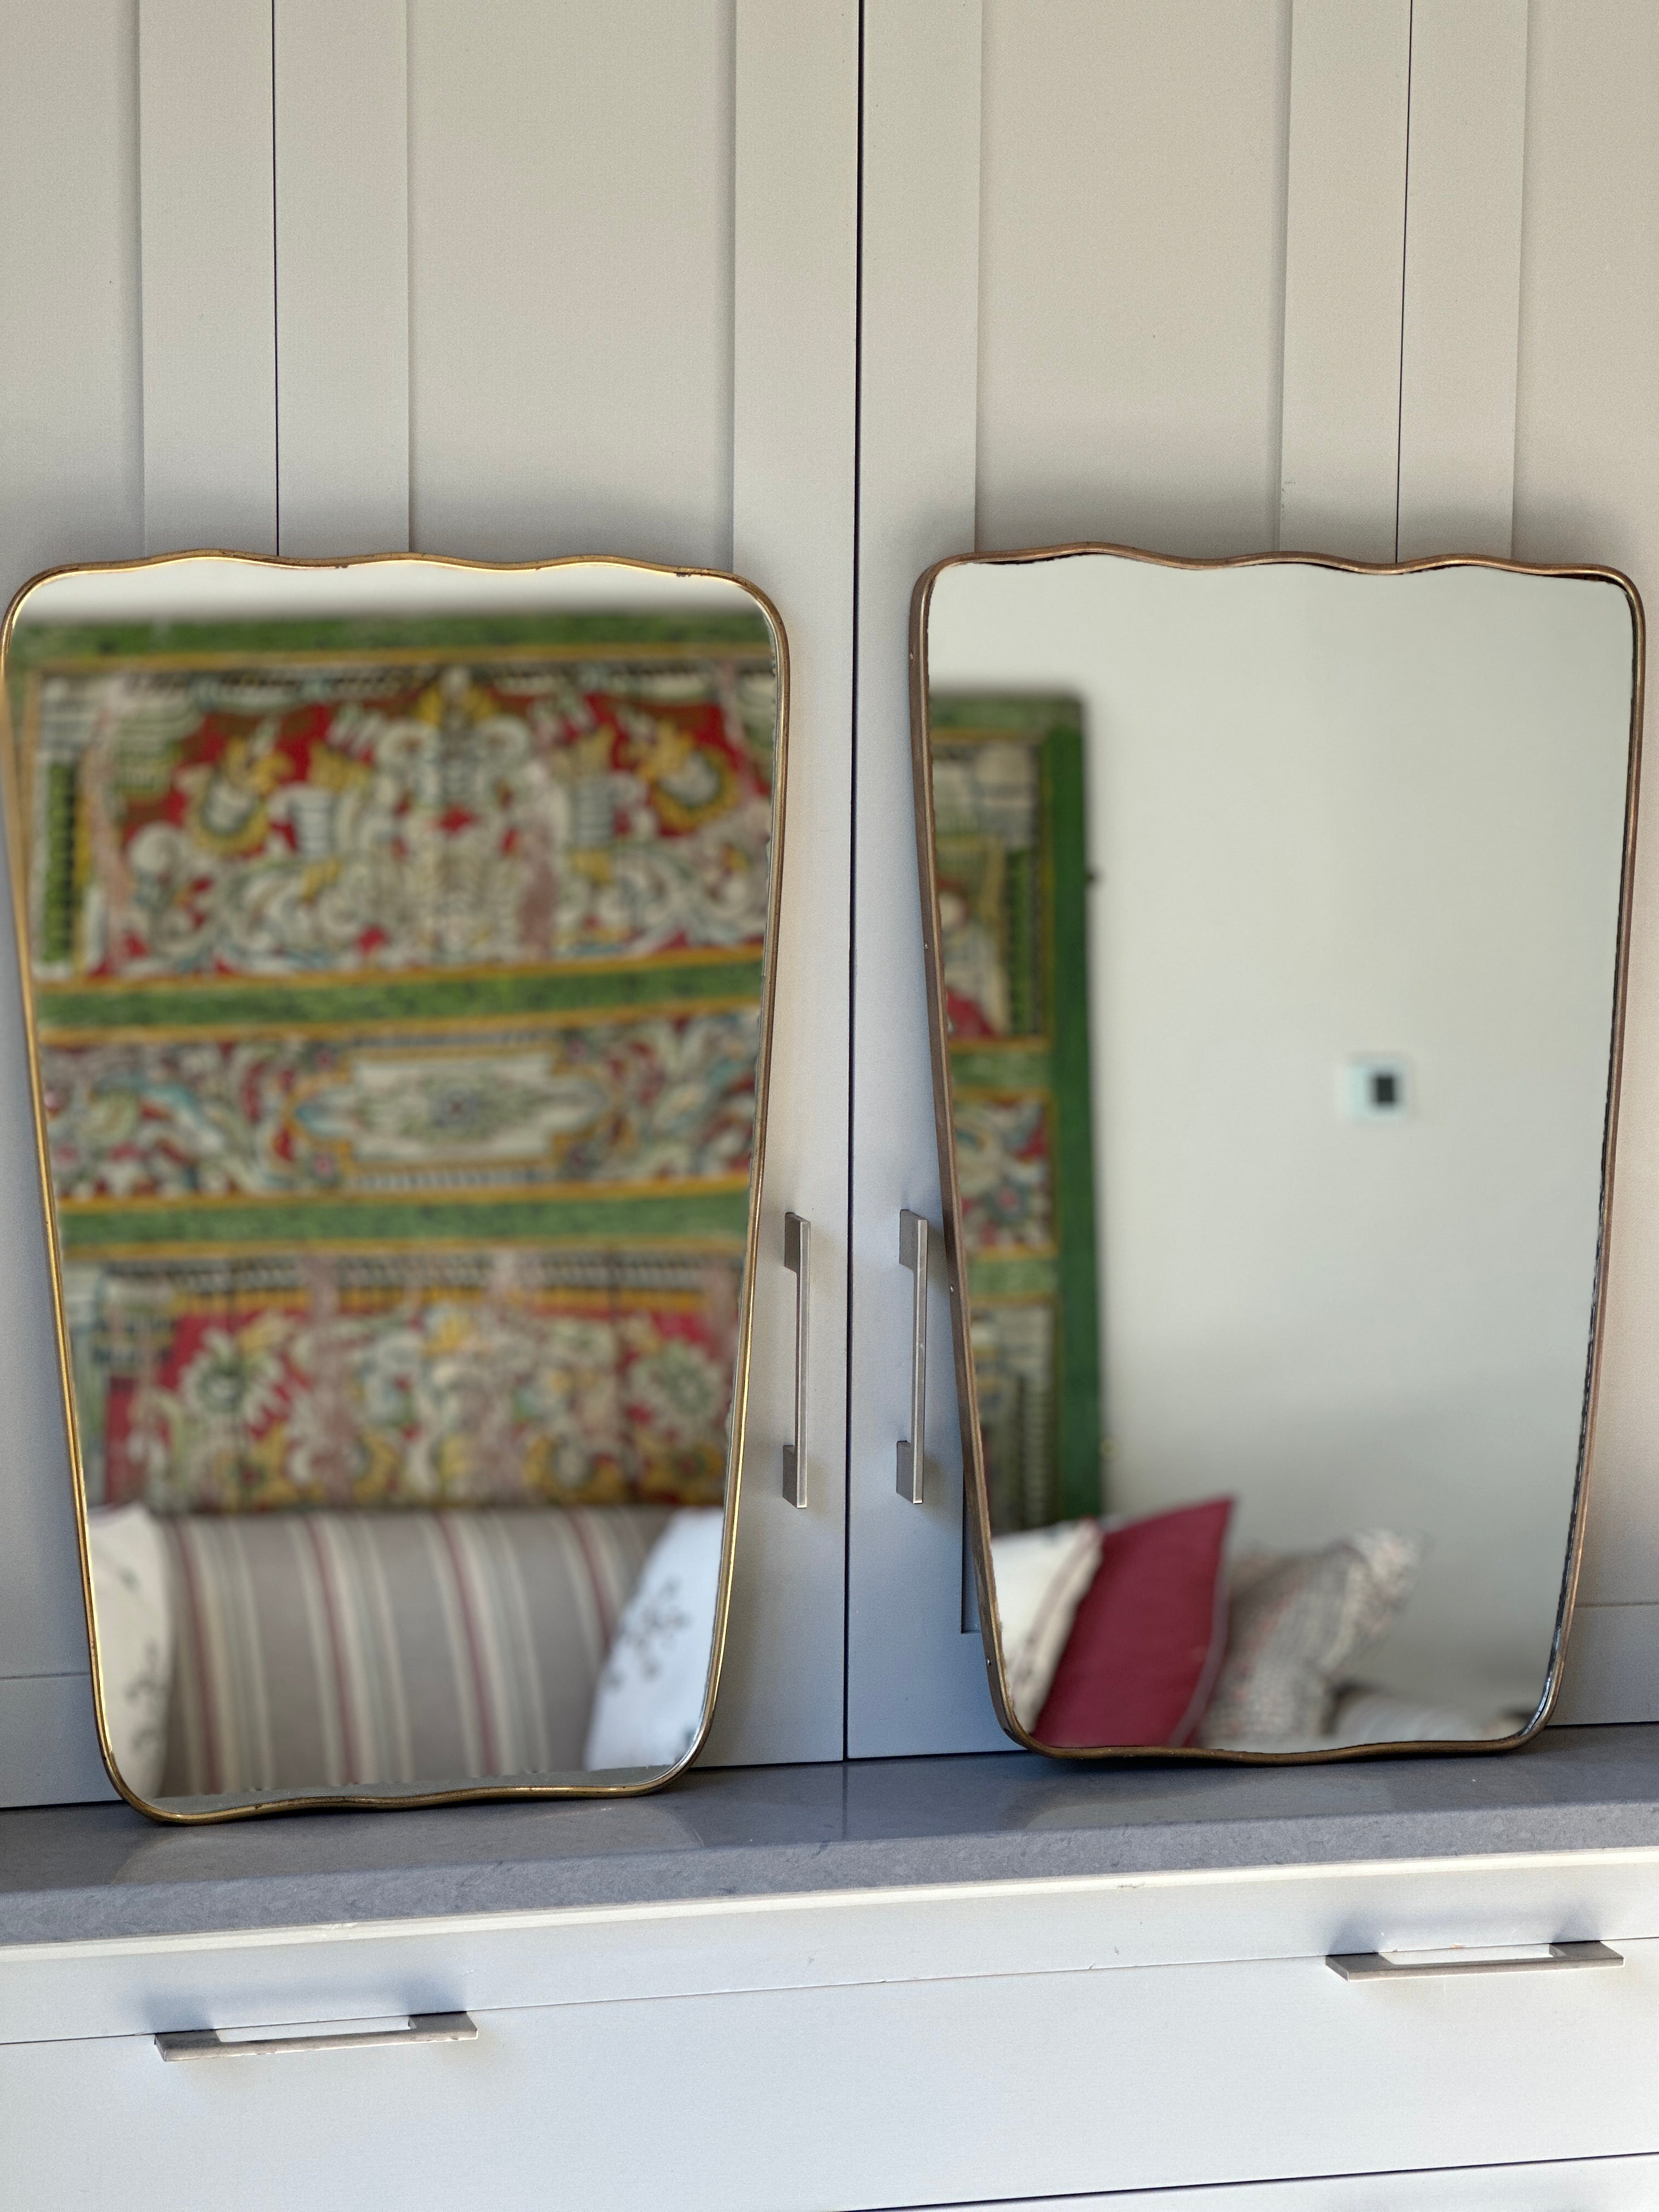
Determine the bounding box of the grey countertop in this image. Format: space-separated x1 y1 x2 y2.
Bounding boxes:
5 1725 1659 1946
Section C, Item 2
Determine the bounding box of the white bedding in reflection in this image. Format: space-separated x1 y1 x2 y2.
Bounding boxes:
991 1515 1525 1752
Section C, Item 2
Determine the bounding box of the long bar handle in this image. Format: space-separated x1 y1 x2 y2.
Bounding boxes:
897 1209 929 1504
156 2012 478 2061
1328 1941 1622 1982
782 1212 810 1508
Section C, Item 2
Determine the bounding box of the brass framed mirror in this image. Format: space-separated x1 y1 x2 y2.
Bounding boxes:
911 545 1642 1763
1 550 787 1820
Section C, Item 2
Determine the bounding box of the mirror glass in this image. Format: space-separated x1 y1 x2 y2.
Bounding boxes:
3 553 782 1814
917 550 1638 1758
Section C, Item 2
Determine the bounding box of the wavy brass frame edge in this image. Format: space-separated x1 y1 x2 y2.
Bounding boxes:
1 546 791 1823
908 539 1646 1768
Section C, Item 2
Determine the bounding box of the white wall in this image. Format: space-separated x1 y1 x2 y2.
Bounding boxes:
929 552 1634 1711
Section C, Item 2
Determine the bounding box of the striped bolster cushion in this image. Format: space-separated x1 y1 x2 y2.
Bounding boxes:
158 1507 669 1799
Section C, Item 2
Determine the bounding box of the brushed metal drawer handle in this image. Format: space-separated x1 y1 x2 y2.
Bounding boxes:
1328 1941 1623 1981
156 2011 477 2060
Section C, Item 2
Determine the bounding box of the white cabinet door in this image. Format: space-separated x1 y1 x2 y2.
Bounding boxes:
848 0 1295 1749
847 1 1005 1757
0 0 143 1806
0 0 857 1793
404 0 856 1765
847 0 1659 1748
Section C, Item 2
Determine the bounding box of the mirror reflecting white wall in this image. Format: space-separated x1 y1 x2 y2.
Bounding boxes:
917 550 1639 1758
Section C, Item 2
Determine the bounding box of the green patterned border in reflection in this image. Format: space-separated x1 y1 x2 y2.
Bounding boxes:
930 693 1103 1525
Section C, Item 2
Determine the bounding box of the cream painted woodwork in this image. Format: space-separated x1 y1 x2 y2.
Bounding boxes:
274 0 409 557
849 0 1659 1740
978 0 1293 561
1394 0 1529 561
718 5 859 1763
5 0 1659 1794
1509 1 1659 1719
12 1846 1659 2205
0 0 854 1798
9 14 1659 2209
0 0 143 1805
138 0 277 556
1278 0 1406 563
848 0 1003 1757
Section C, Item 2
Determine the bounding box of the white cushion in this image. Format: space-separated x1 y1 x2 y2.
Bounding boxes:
990 1519 1105 1731
1197 1528 1425 1748
86 1503 174 1801
583 1508 725 1770
1328 1686 1522 1746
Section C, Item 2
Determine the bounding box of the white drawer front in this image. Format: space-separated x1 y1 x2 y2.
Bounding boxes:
16 1850 1659 2046
8 1945 1659 2210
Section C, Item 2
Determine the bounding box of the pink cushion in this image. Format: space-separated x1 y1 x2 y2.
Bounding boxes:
1034 1498 1233 1748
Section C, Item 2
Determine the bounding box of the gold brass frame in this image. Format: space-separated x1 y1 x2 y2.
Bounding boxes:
1 549 791 1823
910 542 1645 1765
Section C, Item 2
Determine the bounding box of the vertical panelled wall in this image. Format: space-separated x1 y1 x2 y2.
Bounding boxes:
851 0 1659 1747
0 0 855 1802
5 4 1659 1799
0 0 144 1803
1515 2 1659 1719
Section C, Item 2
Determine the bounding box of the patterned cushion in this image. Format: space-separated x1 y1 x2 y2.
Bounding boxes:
158 1505 667 1799
1196 1528 1424 1748
1327 1686 1519 1747
86 1504 174 1801
583 1509 725 1770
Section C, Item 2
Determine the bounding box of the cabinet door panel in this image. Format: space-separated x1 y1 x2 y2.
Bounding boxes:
0 0 855 1794
0 0 141 1805
849 0 1293 1751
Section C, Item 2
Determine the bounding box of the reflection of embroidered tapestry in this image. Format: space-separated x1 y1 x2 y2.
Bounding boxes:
930 698 1102 1531
24 644 775 978
10 612 775 1514
41 1009 759 1201
67 1251 737 1513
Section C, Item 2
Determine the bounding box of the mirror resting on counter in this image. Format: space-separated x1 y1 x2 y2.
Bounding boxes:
913 546 1641 1762
2 552 786 1819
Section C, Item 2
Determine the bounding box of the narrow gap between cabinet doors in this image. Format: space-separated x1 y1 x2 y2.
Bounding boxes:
843 0 868 1763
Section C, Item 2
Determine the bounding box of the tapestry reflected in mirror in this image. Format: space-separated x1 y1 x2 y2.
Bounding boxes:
915 549 1639 1759
3 554 783 1814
